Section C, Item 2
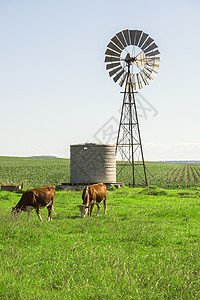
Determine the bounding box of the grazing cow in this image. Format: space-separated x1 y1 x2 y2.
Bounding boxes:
78 183 107 218
11 185 55 221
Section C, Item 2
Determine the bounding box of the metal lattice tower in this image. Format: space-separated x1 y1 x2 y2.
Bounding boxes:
116 62 147 186
105 29 160 186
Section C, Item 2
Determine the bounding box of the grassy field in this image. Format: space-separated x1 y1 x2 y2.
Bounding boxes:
0 156 200 299
1 186 200 299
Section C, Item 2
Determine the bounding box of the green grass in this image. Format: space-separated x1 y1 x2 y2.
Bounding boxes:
1 187 200 299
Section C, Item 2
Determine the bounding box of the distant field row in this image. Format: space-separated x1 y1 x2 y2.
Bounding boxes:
0 156 200 189
145 162 200 189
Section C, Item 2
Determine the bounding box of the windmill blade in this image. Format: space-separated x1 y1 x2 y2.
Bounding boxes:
132 74 136 90
106 62 121 70
152 57 160 62
111 36 124 50
134 30 143 46
142 69 154 81
147 57 160 63
144 66 153 73
141 37 154 51
129 30 136 45
116 31 127 48
113 69 125 83
119 72 127 87
122 29 131 46
144 42 158 54
153 64 160 69
136 52 146 67
138 32 149 48
144 66 158 76
151 69 158 76
146 50 160 57
109 66 122 77
140 72 149 86
107 41 122 54
105 56 120 63
147 62 160 69
105 48 120 57
137 73 143 89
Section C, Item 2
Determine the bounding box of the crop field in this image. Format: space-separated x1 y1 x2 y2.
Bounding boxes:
0 156 70 189
0 156 200 189
1 186 200 299
146 162 200 189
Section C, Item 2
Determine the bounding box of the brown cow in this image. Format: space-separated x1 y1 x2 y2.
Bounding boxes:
11 185 55 221
78 183 107 218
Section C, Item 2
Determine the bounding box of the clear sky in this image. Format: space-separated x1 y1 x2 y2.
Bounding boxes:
0 0 200 160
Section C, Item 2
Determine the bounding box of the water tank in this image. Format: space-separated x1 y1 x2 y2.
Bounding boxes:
70 143 116 184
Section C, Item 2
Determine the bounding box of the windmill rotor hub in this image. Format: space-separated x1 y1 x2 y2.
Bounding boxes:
124 55 136 65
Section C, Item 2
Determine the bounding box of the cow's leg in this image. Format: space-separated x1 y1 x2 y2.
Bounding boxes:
47 205 53 221
96 203 101 216
104 195 107 215
36 208 43 221
89 203 95 217
26 207 33 221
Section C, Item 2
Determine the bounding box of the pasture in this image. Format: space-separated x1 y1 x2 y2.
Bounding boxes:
0 187 200 299
0 156 200 299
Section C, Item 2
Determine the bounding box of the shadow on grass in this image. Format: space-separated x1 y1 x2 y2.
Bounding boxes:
52 213 81 220
67 215 81 219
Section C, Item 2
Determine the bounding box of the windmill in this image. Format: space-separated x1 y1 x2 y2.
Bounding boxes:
105 29 160 186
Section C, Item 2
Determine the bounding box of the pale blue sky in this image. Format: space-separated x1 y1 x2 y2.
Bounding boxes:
0 0 200 160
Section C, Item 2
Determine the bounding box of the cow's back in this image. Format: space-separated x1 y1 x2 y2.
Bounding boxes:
31 186 55 204
20 186 55 207
30 186 55 195
89 183 106 201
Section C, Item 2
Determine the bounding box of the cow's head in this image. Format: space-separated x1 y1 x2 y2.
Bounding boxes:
78 204 89 218
11 207 22 217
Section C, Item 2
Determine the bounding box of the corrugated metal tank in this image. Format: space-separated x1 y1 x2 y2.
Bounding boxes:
70 143 116 184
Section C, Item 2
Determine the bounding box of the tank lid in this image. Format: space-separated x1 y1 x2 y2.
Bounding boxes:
70 143 115 147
